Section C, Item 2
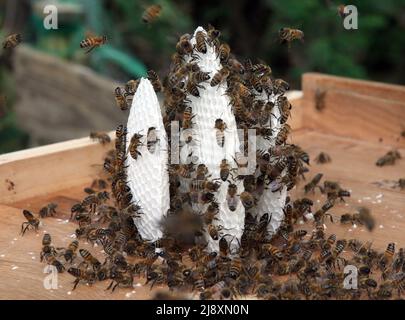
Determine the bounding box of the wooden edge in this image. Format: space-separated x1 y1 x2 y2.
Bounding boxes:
301 73 405 146
0 132 115 205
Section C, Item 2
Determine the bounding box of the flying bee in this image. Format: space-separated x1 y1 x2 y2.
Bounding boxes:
358 207 375 232
275 124 291 145
79 249 101 271
195 31 207 54
214 118 227 147
226 182 238 212
80 35 107 53
315 152 331 164
114 87 129 111
68 267 96 290
63 240 79 263
304 173 323 193
21 210 40 236
147 70 162 92
337 4 349 19
38 202 58 218
128 132 144 160
142 4 162 24
89 131 111 145
210 67 230 87
146 127 160 154
279 28 304 47
2 33 22 49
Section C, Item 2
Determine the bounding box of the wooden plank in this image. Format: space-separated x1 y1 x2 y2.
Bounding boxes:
290 130 405 252
0 133 114 205
301 73 405 146
1 130 404 299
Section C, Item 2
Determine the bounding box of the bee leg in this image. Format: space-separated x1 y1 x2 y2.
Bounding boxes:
72 278 80 291
111 282 119 292
106 280 114 291
85 46 96 54
21 223 30 236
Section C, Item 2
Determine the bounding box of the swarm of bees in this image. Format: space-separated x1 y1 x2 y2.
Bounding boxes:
19 26 405 300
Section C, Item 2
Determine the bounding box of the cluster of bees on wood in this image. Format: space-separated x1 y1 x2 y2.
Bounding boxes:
12 9 405 298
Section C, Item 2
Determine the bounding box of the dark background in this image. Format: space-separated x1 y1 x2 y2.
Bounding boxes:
1 0 404 153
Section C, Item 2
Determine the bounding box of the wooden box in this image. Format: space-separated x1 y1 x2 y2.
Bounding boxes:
0 73 404 299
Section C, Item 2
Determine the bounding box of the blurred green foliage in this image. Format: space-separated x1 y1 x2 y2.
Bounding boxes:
1 0 405 154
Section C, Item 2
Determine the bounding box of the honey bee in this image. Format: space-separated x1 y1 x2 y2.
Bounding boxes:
195 31 207 54
304 173 323 193
128 132 144 160
89 131 111 145
379 243 395 272
219 159 231 181
44 252 65 273
2 33 22 49
214 118 227 147
218 43 230 63
207 24 221 47
146 127 160 154
114 87 129 111
228 257 242 279
227 58 245 74
38 202 58 218
68 267 96 290
80 35 107 53
279 28 304 47
210 67 230 87
278 96 292 124
273 79 290 96
313 201 334 223
240 191 255 209
21 210 40 236
376 150 401 166
125 79 140 95
226 182 238 212
147 70 162 92
275 124 291 145
315 89 327 111
170 163 194 179
40 233 56 262
63 240 79 263
315 152 331 164
79 249 101 271
175 34 193 56
142 4 162 24
186 78 204 97
207 224 223 240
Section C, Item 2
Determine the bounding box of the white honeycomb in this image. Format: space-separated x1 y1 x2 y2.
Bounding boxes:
125 27 290 250
125 78 170 242
179 27 245 252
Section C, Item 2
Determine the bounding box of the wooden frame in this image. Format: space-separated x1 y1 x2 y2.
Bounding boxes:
1 73 405 300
